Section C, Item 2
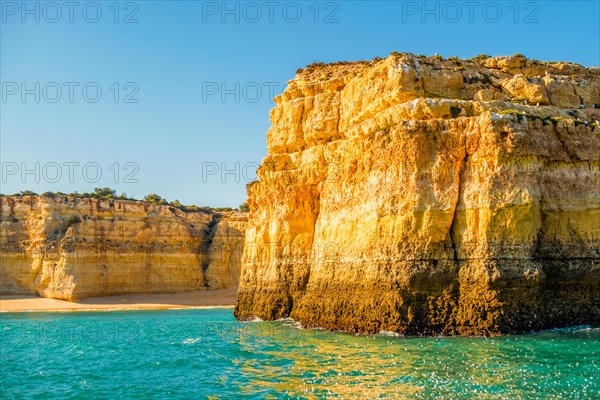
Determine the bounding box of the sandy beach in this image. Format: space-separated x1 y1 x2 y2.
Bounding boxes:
0 288 238 312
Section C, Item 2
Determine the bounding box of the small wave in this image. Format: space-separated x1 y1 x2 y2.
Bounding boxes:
242 316 263 323
276 317 304 328
291 320 304 329
576 326 600 332
538 325 598 334
276 317 294 322
378 330 404 337
182 338 201 344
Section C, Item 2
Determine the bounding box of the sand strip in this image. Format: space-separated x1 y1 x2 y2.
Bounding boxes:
0 288 238 312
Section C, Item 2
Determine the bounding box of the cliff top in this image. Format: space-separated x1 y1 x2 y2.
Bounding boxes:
280 53 599 117
0 193 248 218
295 53 598 81
264 52 599 155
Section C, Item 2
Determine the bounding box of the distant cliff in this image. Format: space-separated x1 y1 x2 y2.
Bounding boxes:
0 196 247 300
235 53 600 336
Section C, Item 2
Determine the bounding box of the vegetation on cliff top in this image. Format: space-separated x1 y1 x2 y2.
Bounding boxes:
0 187 247 213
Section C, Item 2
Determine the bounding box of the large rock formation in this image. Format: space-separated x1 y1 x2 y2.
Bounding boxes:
235 54 600 336
0 196 247 300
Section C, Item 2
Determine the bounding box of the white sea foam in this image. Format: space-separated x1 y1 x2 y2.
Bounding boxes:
378 330 403 337
243 316 263 322
538 325 596 334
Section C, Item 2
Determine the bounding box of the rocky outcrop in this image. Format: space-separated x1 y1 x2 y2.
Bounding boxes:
0 196 247 300
204 212 247 289
235 54 600 336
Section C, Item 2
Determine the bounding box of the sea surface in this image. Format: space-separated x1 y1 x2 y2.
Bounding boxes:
1 309 599 399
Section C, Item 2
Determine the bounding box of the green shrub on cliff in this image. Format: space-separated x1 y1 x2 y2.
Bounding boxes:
4 190 235 215
14 190 37 196
449 56 462 66
470 54 489 62
144 193 168 205
41 191 66 198
93 187 117 199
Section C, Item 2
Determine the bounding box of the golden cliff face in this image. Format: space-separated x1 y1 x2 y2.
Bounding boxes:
0 196 247 300
235 54 600 336
204 212 247 289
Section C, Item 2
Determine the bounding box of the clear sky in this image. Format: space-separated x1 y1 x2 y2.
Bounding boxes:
1 0 598 207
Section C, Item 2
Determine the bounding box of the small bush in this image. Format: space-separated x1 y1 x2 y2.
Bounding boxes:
93 187 117 199
15 190 37 196
449 56 462 66
470 54 489 62
144 193 165 204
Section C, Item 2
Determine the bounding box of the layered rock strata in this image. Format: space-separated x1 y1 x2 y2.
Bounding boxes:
235 54 600 335
0 196 247 300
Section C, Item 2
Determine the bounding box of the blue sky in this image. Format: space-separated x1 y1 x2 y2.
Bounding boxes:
1 0 598 207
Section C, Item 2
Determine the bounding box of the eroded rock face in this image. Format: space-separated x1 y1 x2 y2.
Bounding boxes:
0 196 247 300
204 212 247 289
235 54 600 336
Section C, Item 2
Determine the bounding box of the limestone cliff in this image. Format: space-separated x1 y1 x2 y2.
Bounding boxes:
0 196 247 300
235 54 600 336
204 212 247 289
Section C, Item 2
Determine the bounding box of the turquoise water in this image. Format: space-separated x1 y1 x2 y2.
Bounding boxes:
1 309 599 399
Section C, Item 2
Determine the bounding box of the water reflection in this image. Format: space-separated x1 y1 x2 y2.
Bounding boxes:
1 311 599 399
233 321 600 398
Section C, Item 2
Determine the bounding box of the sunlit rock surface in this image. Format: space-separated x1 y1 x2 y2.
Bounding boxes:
0 196 247 300
235 53 600 335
